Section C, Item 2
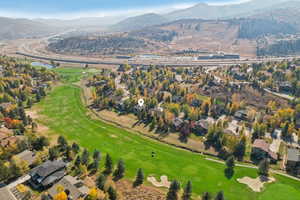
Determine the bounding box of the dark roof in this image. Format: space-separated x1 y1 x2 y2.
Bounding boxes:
48 175 89 199
287 148 300 162
41 170 65 187
31 160 66 178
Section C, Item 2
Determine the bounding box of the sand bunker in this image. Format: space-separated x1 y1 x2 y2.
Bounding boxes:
147 175 171 188
237 176 275 192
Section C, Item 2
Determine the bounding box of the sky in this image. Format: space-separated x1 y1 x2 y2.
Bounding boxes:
0 0 252 19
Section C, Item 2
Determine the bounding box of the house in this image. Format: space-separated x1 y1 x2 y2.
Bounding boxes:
0 102 12 111
193 120 209 135
251 139 278 163
29 160 66 189
48 175 89 200
0 187 17 200
234 110 248 121
278 81 293 93
15 150 37 167
172 118 183 131
286 148 300 176
0 136 20 148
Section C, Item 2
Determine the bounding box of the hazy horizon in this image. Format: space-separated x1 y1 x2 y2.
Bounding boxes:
0 0 252 20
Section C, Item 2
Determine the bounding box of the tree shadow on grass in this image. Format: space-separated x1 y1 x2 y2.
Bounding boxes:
224 168 234 179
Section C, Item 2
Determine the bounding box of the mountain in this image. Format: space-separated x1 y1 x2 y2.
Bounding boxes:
111 13 169 31
165 0 293 20
0 17 58 40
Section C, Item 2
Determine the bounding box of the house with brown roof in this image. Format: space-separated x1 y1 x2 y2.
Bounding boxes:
15 150 37 167
48 175 89 200
286 148 300 176
251 139 278 163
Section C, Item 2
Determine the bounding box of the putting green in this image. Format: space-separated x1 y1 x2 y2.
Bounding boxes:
35 68 300 199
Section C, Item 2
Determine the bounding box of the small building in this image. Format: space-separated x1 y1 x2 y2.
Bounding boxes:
48 175 89 200
193 120 209 135
286 148 300 176
15 150 37 167
234 110 248 121
278 82 293 93
29 160 66 189
172 118 183 131
251 139 278 163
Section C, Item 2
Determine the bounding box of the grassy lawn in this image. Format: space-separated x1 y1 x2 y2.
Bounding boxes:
34 68 300 200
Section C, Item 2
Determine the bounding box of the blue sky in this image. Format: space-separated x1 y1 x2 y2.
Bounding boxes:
0 0 250 19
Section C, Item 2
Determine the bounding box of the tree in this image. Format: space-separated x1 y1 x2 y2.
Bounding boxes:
54 191 67 200
81 149 90 166
113 159 125 180
215 191 224 200
202 192 212 200
57 136 68 151
93 150 101 161
108 186 117 200
87 188 98 200
49 146 60 161
71 142 80 154
233 137 246 161
96 174 107 190
166 180 181 200
104 153 113 174
74 155 81 166
258 159 270 177
225 155 235 179
182 181 192 200
133 168 144 186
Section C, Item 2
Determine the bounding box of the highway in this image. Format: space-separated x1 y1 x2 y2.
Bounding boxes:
16 51 299 67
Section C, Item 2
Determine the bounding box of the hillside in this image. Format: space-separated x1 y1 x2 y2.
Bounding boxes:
0 17 58 40
111 13 169 31
165 0 290 20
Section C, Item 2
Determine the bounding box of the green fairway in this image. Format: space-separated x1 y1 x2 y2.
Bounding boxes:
35 69 300 200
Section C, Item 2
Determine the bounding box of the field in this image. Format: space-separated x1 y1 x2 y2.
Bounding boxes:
34 68 300 200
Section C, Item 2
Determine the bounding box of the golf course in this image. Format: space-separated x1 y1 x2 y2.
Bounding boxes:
34 68 300 200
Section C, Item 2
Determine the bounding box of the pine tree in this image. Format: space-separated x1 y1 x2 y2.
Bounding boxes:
182 181 192 200
226 155 235 169
74 155 81 166
81 149 90 166
258 159 270 177
105 153 113 174
113 159 125 180
166 180 181 200
71 142 80 154
215 191 224 200
57 135 68 151
93 149 101 161
96 174 107 190
133 168 144 186
108 186 117 200
202 192 212 200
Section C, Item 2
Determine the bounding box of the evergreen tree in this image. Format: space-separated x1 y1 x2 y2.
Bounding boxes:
105 153 113 174
113 159 125 180
215 191 224 200
233 137 246 161
81 149 90 166
258 159 270 177
93 149 101 161
202 192 212 200
74 155 81 166
108 186 117 200
57 135 68 151
166 180 181 200
182 181 192 200
71 142 80 154
96 174 107 190
49 146 60 161
133 168 144 186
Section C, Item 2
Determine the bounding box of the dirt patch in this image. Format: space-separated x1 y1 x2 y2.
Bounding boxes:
237 176 275 192
26 110 39 119
147 175 171 188
116 179 165 200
